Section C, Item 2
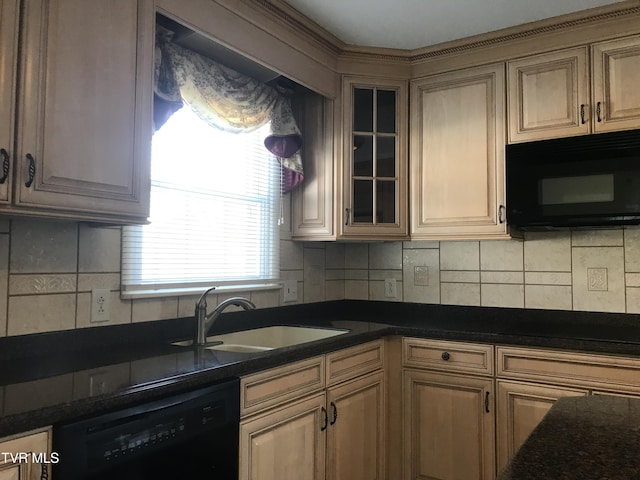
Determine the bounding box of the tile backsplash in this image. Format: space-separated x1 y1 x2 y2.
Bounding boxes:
2 216 640 337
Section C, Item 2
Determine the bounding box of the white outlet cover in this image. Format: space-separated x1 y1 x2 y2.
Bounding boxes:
91 288 111 323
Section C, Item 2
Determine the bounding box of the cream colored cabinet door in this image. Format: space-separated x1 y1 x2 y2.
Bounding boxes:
240 393 326 480
592 35 640 133
410 64 509 240
326 370 385 480
13 0 153 223
341 76 409 240
403 370 495 480
291 91 335 240
0 429 50 480
496 380 588 473
0 0 19 204
507 47 590 143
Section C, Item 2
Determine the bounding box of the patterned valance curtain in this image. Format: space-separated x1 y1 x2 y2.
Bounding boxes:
153 29 303 192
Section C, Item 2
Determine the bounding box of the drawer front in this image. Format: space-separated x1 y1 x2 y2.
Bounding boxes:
241 356 325 417
402 338 494 376
326 340 384 386
497 346 640 393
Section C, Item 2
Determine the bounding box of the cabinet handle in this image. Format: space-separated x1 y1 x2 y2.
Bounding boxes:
330 401 338 425
596 102 602 122
580 104 586 124
498 205 506 224
25 153 35 188
485 391 490 413
0 149 9 184
345 208 350 226
40 463 48 480
321 406 328 431
441 351 450 361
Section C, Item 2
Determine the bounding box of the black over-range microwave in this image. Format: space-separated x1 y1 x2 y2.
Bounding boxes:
506 129 640 229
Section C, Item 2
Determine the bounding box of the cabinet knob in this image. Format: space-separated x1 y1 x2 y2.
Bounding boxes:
441 351 450 361
0 149 9 184
25 153 35 188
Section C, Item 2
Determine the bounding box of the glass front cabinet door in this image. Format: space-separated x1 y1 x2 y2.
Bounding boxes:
341 77 408 239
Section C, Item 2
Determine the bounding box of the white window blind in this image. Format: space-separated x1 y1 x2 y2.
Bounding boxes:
122 107 280 296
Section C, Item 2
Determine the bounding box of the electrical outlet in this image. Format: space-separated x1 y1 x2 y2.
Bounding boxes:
91 289 111 323
384 278 397 298
283 280 298 302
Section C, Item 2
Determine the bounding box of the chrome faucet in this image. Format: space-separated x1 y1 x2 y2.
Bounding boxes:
195 287 256 345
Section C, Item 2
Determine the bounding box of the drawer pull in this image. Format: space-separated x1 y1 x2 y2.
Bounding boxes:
441 351 450 361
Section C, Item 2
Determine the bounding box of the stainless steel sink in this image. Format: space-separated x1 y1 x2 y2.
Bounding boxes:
172 325 349 351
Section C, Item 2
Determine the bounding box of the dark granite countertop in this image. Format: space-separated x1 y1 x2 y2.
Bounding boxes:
3 300 640 438
497 395 640 479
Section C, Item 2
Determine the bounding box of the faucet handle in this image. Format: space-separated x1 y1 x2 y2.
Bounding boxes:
196 286 217 309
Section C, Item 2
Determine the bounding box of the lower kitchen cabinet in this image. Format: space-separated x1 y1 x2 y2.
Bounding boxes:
326 371 385 480
403 370 495 480
402 337 496 480
239 340 385 480
495 380 588 472
0 428 51 480
240 393 327 480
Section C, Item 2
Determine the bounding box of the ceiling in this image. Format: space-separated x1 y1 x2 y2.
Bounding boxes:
283 0 628 50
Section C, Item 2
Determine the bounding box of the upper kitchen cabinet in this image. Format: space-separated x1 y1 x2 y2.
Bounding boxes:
508 34 640 143
592 35 640 134
341 77 408 240
0 0 20 204
291 91 336 240
410 64 510 241
1 0 153 223
507 47 590 143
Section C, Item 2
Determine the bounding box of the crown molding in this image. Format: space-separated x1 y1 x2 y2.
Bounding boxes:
250 0 345 56
255 0 640 68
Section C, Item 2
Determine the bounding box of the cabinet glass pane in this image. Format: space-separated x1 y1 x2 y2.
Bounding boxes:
376 180 396 223
354 135 373 176
377 90 396 133
353 180 373 223
376 137 395 177
354 88 374 132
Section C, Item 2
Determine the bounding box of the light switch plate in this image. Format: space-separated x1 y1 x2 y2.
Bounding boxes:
283 280 298 302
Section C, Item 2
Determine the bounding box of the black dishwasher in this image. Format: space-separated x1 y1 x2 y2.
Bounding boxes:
53 378 239 479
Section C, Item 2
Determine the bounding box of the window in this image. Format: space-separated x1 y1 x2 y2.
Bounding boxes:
122 106 280 297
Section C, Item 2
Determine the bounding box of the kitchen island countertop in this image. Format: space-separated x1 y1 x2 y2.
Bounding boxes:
497 395 640 479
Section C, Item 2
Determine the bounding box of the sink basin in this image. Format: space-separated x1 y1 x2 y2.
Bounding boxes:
172 325 349 351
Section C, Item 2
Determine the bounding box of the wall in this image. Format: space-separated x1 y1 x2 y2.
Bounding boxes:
0 217 345 337
344 228 640 314
2 217 640 337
